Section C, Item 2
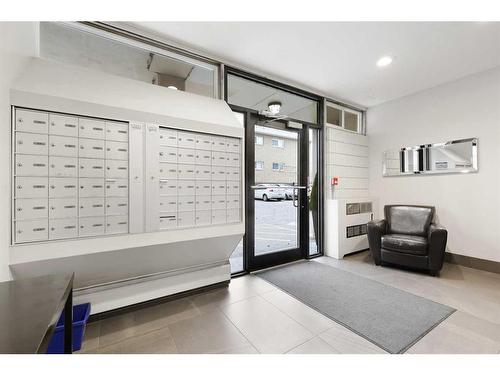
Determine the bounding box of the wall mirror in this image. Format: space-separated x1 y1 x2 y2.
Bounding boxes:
383 138 478 176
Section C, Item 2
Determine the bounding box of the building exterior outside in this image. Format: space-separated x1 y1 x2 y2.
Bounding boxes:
254 126 298 184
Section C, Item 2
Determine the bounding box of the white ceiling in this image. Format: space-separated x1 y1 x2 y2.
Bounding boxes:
129 22 500 108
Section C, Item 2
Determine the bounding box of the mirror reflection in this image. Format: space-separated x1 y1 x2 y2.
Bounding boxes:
383 138 478 176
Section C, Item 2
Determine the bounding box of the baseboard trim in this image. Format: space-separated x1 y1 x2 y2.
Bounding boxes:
445 253 500 275
88 280 229 323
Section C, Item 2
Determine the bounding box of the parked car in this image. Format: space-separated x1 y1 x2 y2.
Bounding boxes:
277 184 295 200
254 184 286 201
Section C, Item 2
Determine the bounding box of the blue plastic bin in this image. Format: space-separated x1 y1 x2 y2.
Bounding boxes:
47 303 91 354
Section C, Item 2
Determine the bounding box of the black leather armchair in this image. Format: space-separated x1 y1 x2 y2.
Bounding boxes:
367 205 447 276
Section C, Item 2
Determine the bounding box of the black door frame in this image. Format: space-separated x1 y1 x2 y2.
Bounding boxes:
244 112 309 271
225 67 325 274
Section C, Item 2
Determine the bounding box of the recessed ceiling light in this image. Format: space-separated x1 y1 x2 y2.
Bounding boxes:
376 56 393 68
167 85 178 90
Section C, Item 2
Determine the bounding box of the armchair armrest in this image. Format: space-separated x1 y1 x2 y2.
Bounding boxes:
428 224 448 273
367 219 387 265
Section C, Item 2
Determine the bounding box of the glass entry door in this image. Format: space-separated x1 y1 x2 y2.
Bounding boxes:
246 114 309 271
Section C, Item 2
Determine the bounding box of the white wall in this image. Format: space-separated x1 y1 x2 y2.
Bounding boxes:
367 67 500 262
0 22 38 281
325 126 369 200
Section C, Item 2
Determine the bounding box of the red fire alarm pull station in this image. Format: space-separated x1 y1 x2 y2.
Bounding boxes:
331 177 339 186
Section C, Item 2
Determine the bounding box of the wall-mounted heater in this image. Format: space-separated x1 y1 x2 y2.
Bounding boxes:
325 198 378 259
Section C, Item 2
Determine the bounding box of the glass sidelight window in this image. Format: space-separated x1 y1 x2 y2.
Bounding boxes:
308 128 320 255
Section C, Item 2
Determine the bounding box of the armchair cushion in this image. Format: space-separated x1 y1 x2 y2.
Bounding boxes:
381 234 428 256
385 205 434 237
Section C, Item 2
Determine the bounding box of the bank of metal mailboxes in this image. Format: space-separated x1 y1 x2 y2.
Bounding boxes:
152 126 242 231
12 108 129 244
12 108 243 244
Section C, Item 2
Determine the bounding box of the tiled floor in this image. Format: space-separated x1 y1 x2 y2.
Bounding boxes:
78 252 500 354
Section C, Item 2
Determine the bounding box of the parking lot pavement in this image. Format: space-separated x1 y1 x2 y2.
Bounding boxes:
230 199 298 272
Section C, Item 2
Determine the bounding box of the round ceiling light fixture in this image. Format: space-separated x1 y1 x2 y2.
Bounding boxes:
268 101 282 115
376 56 393 68
167 85 178 90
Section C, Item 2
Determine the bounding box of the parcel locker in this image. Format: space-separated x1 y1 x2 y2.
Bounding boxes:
106 159 128 179
15 219 49 243
195 210 211 226
79 216 105 237
79 178 105 198
226 181 240 195
159 196 177 212
106 179 128 197
79 197 105 217
195 180 212 196
106 140 129 160
177 148 196 164
15 198 48 220
177 195 196 212
177 164 196 180
106 121 129 142
106 215 129 234
212 195 226 210
211 181 226 195
177 180 196 196
49 218 78 240
195 133 212 150
79 138 105 159
49 114 78 137
159 179 177 196
16 132 48 155
226 153 240 167
106 197 129 216
49 156 78 177
49 135 78 157
15 109 49 134
79 118 105 139
195 165 211 180
226 167 240 181
177 211 195 228
211 151 227 166
145 124 160 233
15 155 48 177
211 166 226 181
195 149 211 165
177 131 196 149
195 196 212 211
15 177 48 199
226 138 240 154
79 158 105 178
211 136 227 152
159 128 177 147
159 163 177 179
49 198 78 219
159 214 177 230
226 195 240 210
211 209 226 225
227 209 241 223
49 178 78 198
159 146 178 163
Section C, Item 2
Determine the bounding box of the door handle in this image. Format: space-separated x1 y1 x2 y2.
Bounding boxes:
292 186 307 207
